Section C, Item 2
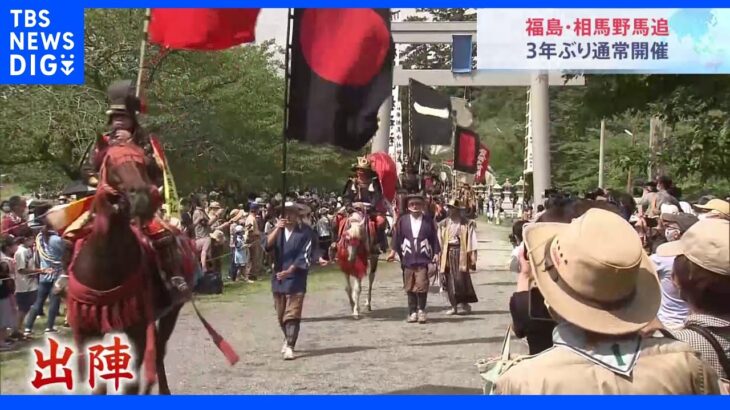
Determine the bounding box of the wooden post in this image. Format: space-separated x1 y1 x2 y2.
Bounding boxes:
648 117 656 181
627 131 636 193
281 8 293 209
135 9 152 98
599 119 605 189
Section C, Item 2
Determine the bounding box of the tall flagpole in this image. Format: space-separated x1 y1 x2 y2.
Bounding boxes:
281 8 294 210
135 8 152 98
79 8 150 179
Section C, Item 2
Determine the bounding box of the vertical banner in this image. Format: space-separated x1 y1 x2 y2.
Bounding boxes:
149 136 181 220
2 5 84 84
453 127 479 174
475 144 491 184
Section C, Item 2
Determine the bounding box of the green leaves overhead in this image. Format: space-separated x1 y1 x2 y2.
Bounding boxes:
1 9 355 197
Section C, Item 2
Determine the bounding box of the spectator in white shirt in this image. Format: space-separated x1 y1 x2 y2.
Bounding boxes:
14 235 43 338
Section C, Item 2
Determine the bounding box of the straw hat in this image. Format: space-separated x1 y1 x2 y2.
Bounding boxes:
209 201 221 209
282 201 300 214
210 230 226 243
447 198 464 209
296 202 312 216
657 218 729 276
694 198 729 217
523 208 660 335
405 192 425 203
229 209 246 222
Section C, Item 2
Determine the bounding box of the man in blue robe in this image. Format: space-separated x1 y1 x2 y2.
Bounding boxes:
265 202 313 360
388 193 441 324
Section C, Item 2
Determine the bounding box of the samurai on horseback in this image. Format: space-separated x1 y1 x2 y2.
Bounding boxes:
60 80 237 394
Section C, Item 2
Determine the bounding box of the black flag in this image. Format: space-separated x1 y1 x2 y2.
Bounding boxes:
286 9 394 151
409 79 453 146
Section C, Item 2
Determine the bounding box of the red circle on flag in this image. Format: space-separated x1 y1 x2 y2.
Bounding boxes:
300 9 390 86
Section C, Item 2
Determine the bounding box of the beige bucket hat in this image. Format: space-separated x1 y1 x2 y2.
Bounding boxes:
210 230 226 243
523 208 660 335
694 199 729 217
228 209 246 222
657 218 729 276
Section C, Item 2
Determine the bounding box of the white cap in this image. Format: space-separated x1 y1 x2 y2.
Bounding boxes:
660 204 679 215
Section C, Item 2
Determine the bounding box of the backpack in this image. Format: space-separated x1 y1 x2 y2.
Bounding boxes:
194 271 223 295
0 257 15 296
662 325 730 394
475 325 527 395
685 324 730 394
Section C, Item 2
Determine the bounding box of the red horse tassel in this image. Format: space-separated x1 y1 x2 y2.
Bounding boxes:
67 234 160 386
336 215 374 280
191 300 239 365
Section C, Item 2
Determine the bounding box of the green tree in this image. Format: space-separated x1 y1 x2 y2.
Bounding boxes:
554 74 730 196
0 9 356 197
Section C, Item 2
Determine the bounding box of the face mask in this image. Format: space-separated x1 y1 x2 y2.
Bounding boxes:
665 227 680 242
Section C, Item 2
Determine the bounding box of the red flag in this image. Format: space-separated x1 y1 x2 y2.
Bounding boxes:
286 9 394 150
475 143 491 184
368 152 397 204
454 127 479 174
149 9 260 50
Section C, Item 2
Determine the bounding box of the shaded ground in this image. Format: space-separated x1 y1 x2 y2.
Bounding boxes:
1 220 523 394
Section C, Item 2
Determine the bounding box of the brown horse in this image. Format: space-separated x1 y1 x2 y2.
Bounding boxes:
67 143 236 394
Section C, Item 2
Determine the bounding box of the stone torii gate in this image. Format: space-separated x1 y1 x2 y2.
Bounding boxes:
371 18 585 209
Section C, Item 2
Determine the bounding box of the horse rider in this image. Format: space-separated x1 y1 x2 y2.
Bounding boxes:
342 157 388 252
398 159 421 194
67 80 191 304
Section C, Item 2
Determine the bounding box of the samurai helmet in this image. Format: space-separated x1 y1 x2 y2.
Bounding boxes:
106 79 141 120
352 156 373 172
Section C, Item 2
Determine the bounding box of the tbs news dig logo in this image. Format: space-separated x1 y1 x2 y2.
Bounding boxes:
8 9 78 79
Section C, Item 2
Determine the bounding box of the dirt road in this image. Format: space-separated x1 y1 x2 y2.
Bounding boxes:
1 221 521 394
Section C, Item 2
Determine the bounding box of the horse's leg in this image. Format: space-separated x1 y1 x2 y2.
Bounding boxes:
151 305 182 395
352 277 362 319
344 274 354 310
76 332 108 395
123 324 148 395
365 258 377 312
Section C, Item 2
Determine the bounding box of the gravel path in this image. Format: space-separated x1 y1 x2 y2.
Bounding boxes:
1 221 522 395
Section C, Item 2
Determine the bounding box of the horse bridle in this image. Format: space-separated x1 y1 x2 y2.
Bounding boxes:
98 144 149 195
96 144 161 217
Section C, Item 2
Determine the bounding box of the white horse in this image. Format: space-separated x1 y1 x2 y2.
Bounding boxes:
336 208 379 319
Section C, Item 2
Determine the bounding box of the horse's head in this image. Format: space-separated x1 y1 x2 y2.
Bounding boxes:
95 143 160 227
343 212 366 262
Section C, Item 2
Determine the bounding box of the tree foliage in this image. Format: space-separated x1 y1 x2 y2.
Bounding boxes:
3 8 727 200
553 75 730 196
1 9 356 198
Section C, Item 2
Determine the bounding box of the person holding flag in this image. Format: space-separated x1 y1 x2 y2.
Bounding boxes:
63 80 191 305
